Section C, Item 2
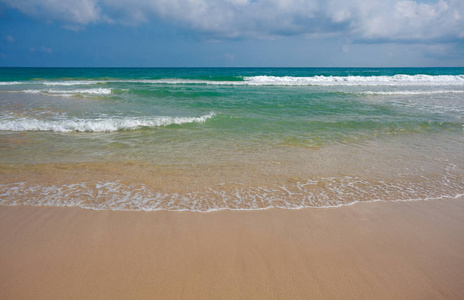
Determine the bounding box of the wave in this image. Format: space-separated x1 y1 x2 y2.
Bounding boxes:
22 88 113 96
5 85 463 104
0 81 23 85
0 112 215 132
116 75 464 86
2 74 464 87
1 171 462 212
242 75 464 86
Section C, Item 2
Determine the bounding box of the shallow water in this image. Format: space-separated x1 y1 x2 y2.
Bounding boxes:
1 68 463 211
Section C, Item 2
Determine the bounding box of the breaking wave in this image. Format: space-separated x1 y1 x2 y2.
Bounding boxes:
0 112 216 132
111 75 464 86
23 88 113 96
1 74 464 87
242 75 464 86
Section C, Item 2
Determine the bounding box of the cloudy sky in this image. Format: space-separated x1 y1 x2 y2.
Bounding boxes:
0 0 463 67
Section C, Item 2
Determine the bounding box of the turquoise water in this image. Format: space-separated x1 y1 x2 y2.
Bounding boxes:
0 68 463 211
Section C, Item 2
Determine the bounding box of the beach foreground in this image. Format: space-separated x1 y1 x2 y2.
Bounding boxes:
1 197 463 299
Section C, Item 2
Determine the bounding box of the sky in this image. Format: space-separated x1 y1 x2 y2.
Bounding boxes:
0 0 463 67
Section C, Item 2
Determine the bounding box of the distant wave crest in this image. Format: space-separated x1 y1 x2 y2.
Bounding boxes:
242 75 464 86
119 75 464 86
2 74 464 87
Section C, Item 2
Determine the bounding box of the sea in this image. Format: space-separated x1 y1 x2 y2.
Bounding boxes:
0 67 463 212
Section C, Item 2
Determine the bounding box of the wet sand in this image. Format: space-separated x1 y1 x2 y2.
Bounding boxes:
1 197 463 299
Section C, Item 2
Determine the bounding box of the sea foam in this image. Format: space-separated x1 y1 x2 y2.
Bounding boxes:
1 170 462 212
0 81 23 85
242 75 464 86
105 75 464 86
129 74 464 86
0 112 216 132
23 88 113 96
2 74 464 87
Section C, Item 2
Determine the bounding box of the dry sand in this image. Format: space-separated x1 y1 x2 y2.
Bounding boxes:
1 197 463 299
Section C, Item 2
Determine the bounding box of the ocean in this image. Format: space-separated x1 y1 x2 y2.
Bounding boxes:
0 67 463 211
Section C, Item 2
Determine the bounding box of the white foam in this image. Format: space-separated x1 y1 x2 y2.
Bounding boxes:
0 81 23 85
22 88 113 96
242 75 464 86
48 88 112 95
119 75 464 86
3 75 464 87
0 112 215 132
1 169 462 212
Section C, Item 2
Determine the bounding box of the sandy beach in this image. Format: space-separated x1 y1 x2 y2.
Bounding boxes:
1 197 463 299
2 4 464 299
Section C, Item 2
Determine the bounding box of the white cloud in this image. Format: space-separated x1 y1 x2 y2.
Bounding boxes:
2 0 103 25
325 0 464 42
2 0 463 43
5 35 14 42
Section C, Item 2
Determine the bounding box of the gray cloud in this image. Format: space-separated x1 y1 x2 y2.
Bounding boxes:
2 0 463 43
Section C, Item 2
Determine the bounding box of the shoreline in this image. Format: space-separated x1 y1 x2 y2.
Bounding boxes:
1 192 464 213
1 197 463 299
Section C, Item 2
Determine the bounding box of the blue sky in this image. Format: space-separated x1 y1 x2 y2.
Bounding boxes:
0 0 463 67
